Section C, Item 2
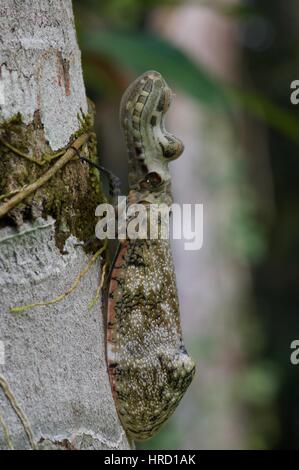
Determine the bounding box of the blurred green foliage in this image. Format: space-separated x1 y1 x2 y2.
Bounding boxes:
74 0 181 29
75 1 299 142
81 30 228 109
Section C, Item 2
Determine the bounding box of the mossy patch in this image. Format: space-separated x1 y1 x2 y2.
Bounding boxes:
0 101 106 253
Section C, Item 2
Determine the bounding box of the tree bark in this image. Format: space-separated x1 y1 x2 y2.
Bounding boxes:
0 0 129 450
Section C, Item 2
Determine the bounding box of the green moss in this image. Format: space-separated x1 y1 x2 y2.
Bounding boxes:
0 104 106 253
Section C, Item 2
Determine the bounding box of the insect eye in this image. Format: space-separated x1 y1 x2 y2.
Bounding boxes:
140 172 162 189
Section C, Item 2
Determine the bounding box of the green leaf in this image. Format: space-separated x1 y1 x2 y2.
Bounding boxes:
81 30 299 142
81 30 230 110
227 87 299 143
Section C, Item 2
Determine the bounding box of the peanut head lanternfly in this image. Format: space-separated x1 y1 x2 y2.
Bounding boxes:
106 71 195 441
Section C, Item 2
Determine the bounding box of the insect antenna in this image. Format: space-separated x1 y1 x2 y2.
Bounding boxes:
70 146 121 200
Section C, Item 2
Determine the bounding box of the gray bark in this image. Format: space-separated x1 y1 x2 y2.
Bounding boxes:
0 0 129 450
0 0 87 150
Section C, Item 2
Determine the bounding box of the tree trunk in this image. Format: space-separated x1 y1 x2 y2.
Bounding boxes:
0 0 129 450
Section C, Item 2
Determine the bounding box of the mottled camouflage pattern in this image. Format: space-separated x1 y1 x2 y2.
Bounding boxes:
107 71 195 441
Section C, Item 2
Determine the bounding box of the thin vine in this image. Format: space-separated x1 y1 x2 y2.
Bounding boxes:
0 133 90 219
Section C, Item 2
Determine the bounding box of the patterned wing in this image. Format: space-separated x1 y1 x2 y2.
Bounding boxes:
107 238 195 441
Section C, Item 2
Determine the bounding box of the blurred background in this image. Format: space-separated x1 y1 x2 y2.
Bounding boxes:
73 0 299 449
